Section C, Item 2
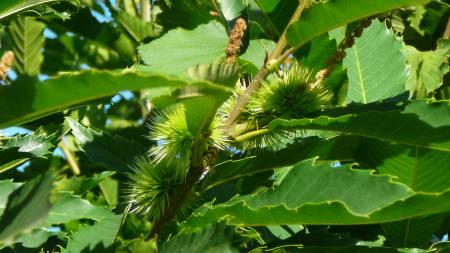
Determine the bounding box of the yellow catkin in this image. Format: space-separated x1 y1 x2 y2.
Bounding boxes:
225 18 247 62
0 51 14 80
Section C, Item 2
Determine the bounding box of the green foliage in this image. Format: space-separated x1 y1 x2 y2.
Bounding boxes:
0 0 449 252
68 118 146 172
160 223 239 253
218 0 247 22
62 214 122 252
138 21 228 75
156 0 214 30
286 0 430 49
47 193 122 252
343 20 407 104
0 173 53 245
0 0 77 21
117 12 162 43
355 138 450 192
203 136 357 190
0 180 16 215
382 214 447 248
55 171 115 195
268 100 450 152
182 159 450 229
240 39 276 71
186 62 239 87
8 15 45 75
0 70 232 128
0 129 57 173
404 41 450 98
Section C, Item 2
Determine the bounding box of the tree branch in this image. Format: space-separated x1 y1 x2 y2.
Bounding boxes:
234 128 269 142
145 0 313 240
140 0 151 22
314 18 372 83
145 167 202 240
223 0 312 133
146 138 206 240
444 16 450 40
59 138 80 175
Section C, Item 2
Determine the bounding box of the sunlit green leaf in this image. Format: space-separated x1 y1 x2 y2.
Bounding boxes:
138 21 228 75
268 100 450 152
0 180 16 216
46 193 122 252
8 16 45 75
0 0 77 20
183 159 450 230
404 42 450 98
286 0 430 49
343 20 407 104
0 70 232 128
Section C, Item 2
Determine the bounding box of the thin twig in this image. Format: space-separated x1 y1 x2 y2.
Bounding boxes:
59 139 80 175
234 128 269 142
141 0 151 22
223 0 312 133
131 0 139 17
444 17 450 40
314 18 373 83
210 0 227 31
139 0 152 117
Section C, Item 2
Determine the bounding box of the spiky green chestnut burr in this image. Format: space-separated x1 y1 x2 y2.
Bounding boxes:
126 157 198 221
148 103 228 175
248 63 333 120
224 63 333 152
148 105 193 175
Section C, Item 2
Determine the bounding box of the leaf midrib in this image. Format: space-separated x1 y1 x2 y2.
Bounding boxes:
353 46 368 104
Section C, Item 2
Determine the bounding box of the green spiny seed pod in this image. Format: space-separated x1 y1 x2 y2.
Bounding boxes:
248 63 333 120
208 115 228 151
223 64 333 152
148 105 193 174
216 95 291 152
127 157 182 221
149 103 229 173
126 157 198 221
